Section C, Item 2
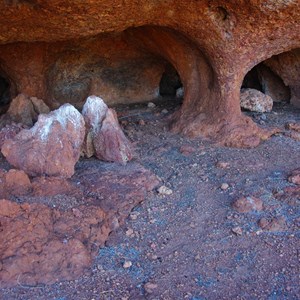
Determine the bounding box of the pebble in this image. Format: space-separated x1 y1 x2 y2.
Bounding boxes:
125 228 134 236
180 145 196 156
144 282 158 294
147 102 156 108
216 161 230 169
221 183 229 190
161 109 169 114
232 226 243 235
123 261 132 269
157 185 173 195
130 212 139 220
138 119 145 126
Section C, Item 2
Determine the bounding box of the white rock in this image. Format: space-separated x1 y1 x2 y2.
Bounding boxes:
157 185 173 195
147 102 156 108
176 87 184 98
240 88 273 113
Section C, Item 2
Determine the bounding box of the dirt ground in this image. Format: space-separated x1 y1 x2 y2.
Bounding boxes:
0 100 300 299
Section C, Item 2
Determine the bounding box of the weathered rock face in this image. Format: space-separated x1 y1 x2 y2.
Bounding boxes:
82 96 133 163
0 1 299 147
240 88 273 113
1 104 85 178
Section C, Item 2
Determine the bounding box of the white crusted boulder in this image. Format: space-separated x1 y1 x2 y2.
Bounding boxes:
82 96 133 163
240 88 273 113
1 104 85 178
81 95 108 158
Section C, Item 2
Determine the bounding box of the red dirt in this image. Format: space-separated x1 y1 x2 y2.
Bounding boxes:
0 100 299 299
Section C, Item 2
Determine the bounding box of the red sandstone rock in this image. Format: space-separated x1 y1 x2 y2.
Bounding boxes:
94 109 133 163
1 104 85 178
232 196 263 213
31 176 80 197
0 123 24 148
4 169 31 196
82 96 133 163
288 169 300 185
240 88 273 113
258 216 287 232
6 94 36 126
0 163 159 287
5 94 50 127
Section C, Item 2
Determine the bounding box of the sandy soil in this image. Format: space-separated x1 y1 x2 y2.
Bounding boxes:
0 100 300 299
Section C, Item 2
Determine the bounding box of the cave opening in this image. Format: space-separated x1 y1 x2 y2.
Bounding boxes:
241 62 291 105
241 60 293 118
159 63 183 99
0 73 12 114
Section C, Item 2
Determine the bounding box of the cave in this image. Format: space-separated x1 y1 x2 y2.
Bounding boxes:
159 63 183 98
0 1 300 295
0 73 12 114
240 49 299 116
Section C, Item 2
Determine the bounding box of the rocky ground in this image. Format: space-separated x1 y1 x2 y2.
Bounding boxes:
0 100 300 299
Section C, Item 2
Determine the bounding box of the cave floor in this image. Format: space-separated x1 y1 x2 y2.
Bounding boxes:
1 100 300 299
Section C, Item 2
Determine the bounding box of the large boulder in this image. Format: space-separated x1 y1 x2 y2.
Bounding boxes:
1 104 85 178
240 88 273 113
82 96 133 163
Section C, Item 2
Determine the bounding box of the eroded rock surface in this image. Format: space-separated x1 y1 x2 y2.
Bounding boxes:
0 1 298 147
0 163 159 288
1 104 84 178
82 96 133 163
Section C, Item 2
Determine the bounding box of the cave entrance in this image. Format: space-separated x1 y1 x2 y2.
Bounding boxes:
159 63 183 99
241 59 293 122
241 63 291 105
0 73 12 114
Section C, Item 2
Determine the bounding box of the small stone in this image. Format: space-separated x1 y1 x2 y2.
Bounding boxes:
232 196 263 213
176 87 184 98
216 161 230 169
130 212 139 220
123 261 132 269
288 169 300 185
125 228 134 236
138 119 145 126
157 185 173 195
232 226 243 235
180 145 196 156
161 109 168 114
221 183 229 190
144 282 158 294
147 102 156 108
286 122 300 132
